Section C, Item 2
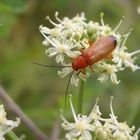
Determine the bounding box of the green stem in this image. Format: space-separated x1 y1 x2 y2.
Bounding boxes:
7 131 19 140
77 79 85 114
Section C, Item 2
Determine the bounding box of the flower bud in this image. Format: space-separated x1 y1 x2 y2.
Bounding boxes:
87 21 99 36
95 127 110 140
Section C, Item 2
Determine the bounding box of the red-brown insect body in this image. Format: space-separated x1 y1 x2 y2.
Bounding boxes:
72 36 117 71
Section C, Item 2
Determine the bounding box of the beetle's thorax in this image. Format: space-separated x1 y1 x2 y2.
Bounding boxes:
72 55 88 71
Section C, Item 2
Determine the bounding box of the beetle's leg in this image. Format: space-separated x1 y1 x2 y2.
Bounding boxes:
79 69 87 80
88 40 94 46
76 70 81 76
77 69 86 75
79 48 85 53
89 65 94 72
77 69 87 77
81 69 86 75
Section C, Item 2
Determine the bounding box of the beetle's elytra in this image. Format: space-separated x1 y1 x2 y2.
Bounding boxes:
72 36 117 71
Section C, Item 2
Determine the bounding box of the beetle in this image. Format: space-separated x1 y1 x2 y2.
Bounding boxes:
72 35 117 72
33 35 117 107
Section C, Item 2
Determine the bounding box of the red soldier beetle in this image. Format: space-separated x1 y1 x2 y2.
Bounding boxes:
33 35 117 106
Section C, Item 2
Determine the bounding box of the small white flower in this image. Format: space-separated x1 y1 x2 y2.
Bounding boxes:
44 37 79 63
58 12 86 34
61 95 95 140
39 25 61 38
97 63 120 84
97 13 123 41
71 75 79 87
47 12 86 40
108 97 139 140
113 47 140 71
99 25 112 37
95 125 112 140
0 105 20 138
58 67 79 86
94 97 140 140
86 21 100 36
113 32 140 71
58 66 90 86
58 67 72 78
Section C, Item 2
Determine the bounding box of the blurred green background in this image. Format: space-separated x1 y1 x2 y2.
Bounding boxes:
0 0 140 139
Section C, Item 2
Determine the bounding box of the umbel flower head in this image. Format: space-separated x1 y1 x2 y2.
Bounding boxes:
61 95 140 140
0 105 20 139
40 12 140 86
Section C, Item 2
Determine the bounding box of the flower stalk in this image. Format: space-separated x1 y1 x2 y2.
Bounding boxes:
78 79 85 114
7 131 19 140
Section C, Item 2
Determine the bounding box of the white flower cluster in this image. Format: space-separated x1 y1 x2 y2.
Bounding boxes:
61 95 140 140
0 105 20 140
40 12 140 86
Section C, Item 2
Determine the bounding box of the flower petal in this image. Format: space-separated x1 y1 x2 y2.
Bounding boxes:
58 67 72 78
110 73 120 85
97 73 109 83
45 47 57 57
56 54 64 63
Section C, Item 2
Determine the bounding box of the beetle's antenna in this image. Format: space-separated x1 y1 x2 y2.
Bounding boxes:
33 61 74 108
64 70 74 109
32 62 71 68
